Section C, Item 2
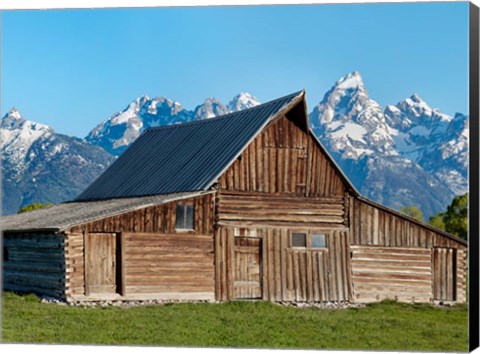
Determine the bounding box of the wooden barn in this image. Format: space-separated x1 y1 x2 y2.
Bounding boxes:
2 90 468 304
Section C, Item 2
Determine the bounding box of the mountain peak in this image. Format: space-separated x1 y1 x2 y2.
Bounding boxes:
5 107 23 120
335 71 365 91
227 92 260 112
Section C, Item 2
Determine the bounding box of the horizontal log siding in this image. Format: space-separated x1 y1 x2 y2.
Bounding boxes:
3 233 66 299
64 232 85 299
217 191 347 229
351 245 433 303
349 197 467 249
68 194 214 235
215 227 351 303
64 194 215 301
456 248 467 302
219 116 345 197
124 232 214 299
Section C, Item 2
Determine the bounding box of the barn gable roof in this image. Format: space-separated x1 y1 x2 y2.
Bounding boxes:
2 191 208 233
76 91 305 201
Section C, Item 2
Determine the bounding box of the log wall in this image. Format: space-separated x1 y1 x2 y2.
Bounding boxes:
3 233 66 299
122 232 214 300
65 232 85 298
218 116 346 196
456 248 467 303
217 190 347 229
64 193 215 301
351 245 433 303
215 227 352 302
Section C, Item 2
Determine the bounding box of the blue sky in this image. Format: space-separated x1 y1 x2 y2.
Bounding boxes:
1 2 469 137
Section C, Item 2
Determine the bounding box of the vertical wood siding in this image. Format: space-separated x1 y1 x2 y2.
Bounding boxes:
3 233 66 299
68 194 214 235
215 227 351 302
433 247 458 301
349 197 467 250
219 116 346 196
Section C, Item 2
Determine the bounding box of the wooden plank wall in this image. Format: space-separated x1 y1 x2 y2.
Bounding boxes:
306 133 346 197
68 194 214 235
64 232 85 298
349 197 467 249
218 116 345 197
215 227 352 302
351 245 433 303
122 232 214 299
217 191 347 229
456 248 467 302
3 233 66 299
65 194 215 301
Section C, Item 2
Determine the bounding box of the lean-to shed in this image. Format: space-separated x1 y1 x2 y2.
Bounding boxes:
2 91 468 304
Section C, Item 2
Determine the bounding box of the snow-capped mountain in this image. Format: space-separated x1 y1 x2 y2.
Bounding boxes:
311 71 397 160
3 81 466 219
85 96 192 156
385 95 468 195
1 108 114 215
310 72 467 218
227 92 261 112
193 98 229 120
85 92 260 156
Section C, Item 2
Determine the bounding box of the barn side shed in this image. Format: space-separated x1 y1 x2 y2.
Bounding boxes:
2 90 468 304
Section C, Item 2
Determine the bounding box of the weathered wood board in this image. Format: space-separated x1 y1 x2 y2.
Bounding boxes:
233 237 262 299
351 245 433 303
215 227 351 303
85 232 117 295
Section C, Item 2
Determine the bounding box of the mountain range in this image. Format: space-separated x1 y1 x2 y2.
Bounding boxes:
1 73 468 218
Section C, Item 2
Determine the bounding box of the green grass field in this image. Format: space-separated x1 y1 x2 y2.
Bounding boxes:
1 292 468 351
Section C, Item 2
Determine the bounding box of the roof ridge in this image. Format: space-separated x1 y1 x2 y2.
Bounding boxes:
145 90 304 132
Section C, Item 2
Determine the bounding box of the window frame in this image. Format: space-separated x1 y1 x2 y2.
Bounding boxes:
175 202 195 231
289 230 329 250
290 232 307 248
311 233 327 249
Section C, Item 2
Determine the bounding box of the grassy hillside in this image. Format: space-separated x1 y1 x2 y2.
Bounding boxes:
1 292 468 351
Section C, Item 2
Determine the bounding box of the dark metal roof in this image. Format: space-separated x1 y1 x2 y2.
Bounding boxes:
76 90 304 201
2 192 207 233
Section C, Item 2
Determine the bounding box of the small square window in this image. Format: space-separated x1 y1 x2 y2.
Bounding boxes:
176 204 194 230
291 233 306 248
312 234 326 248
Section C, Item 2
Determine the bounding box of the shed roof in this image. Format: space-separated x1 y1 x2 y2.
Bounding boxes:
1 191 206 233
76 91 305 201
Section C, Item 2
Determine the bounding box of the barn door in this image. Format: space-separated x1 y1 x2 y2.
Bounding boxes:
433 248 457 301
234 237 262 299
85 233 117 295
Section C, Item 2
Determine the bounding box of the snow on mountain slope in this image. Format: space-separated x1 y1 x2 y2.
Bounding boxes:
1 108 113 215
227 92 260 112
86 92 260 156
1 108 54 178
193 98 229 120
385 95 468 195
310 72 464 218
310 71 397 160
